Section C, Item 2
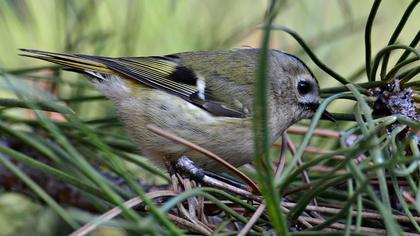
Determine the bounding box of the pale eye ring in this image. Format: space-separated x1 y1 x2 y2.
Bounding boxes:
297 81 311 95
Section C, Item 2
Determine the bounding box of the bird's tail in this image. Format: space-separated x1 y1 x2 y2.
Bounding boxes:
19 49 114 75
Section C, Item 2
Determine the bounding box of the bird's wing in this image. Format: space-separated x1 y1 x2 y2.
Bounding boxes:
19 49 245 118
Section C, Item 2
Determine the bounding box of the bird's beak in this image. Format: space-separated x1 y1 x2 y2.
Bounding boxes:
309 103 336 122
321 110 336 122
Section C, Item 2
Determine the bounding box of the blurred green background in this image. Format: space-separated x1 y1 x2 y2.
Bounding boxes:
0 0 419 235
1 0 419 114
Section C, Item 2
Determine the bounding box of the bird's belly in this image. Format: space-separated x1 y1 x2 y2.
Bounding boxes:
113 89 254 172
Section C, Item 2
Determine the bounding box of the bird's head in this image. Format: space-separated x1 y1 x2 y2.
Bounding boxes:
269 51 335 128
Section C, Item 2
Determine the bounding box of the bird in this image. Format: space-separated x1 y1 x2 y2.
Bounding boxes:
20 48 334 172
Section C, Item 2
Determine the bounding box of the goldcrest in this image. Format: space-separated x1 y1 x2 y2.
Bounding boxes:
21 48 333 172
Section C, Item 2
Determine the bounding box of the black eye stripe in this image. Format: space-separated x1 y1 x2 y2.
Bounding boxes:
298 81 311 95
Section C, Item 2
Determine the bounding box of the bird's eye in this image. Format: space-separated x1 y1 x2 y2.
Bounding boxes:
297 81 311 95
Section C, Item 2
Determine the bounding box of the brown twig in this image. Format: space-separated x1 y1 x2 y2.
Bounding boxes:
283 202 420 223
203 175 261 201
284 183 314 196
69 191 176 236
309 165 347 175
287 125 341 139
167 213 212 235
281 205 313 228
285 136 312 189
285 134 321 217
300 216 420 236
271 143 349 161
402 189 417 205
274 132 288 180
179 175 213 233
301 216 387 234
237 202 266 236
301 146 333 154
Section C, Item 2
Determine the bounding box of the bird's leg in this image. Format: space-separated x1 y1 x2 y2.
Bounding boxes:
203 170 248 190
165 158 186 220
175 156 261 201
166 161 177 191
165 156 212 234
175 156 205 181
173 156 264 233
